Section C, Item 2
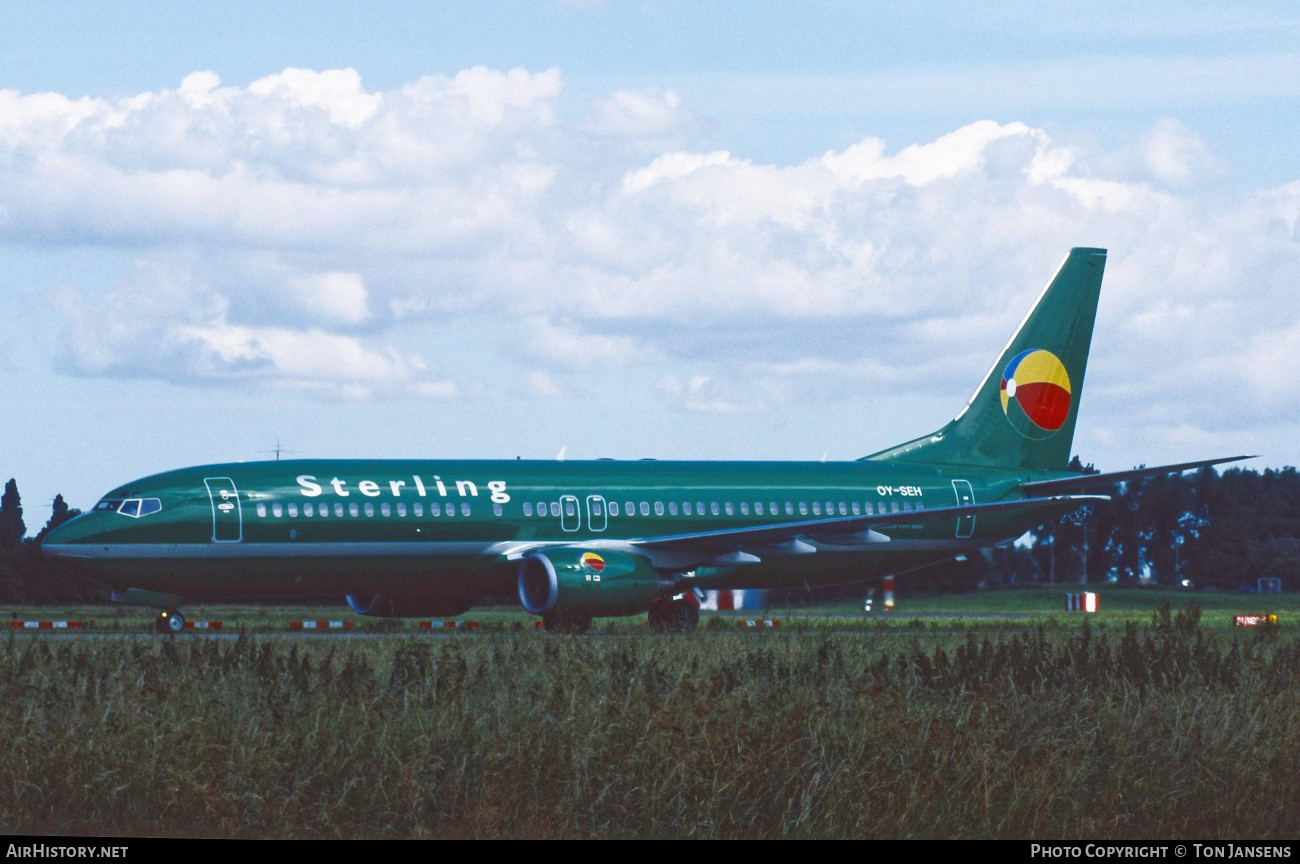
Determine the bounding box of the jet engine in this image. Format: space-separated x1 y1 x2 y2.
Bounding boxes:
517 547 667 617
345 593 474 618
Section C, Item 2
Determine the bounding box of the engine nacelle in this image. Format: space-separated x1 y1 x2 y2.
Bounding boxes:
517 547 666 617
345 593 474 618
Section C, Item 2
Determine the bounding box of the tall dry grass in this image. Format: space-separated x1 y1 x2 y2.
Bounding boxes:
1 619 1296 838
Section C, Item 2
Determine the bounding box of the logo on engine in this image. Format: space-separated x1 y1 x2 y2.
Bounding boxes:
580 551 605 573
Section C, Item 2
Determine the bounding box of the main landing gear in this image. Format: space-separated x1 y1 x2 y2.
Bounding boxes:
155 609 185 634
647 597 699 633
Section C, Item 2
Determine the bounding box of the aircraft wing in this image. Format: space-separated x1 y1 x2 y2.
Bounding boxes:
622 493 1108 567
1019 455 1254 496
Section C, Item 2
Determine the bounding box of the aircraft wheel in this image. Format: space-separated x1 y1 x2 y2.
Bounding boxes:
542 612 591 634
647 597 675 631
648 598 698 633
156 610 185 634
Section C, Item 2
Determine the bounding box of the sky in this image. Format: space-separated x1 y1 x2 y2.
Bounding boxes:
1 1 1298 523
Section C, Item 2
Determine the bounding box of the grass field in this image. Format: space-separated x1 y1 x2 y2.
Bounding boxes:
2 594 1297 839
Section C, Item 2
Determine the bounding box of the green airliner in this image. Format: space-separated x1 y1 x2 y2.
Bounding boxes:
42 248 1246 632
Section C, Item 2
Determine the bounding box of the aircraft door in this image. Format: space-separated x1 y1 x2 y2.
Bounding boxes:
204 477 243 542
560 495 581 532
951 479 975 539
586 495 607 532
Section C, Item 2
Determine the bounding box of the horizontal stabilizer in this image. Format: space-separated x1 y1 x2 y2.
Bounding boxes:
1020 455 1255 496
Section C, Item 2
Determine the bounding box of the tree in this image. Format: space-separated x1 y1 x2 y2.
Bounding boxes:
0 478 25 548
33 494 81 545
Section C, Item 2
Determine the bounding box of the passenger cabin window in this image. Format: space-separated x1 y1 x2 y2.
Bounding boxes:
668 501 677 516
740 502 749 515
523 502 533 517
287 503 298 517
431 503 441 517
640 502 650 516
654 502 664 516
710 502 720 516
397 503 407 517
381 503 391 517
609 502 620 516
364 503 374 517
257 503 267 518
272 503 283 518
349 503 359 517
304 503 314 517
334 503 344 517
550 502 561 518
461 502 471 516
413 503 423 517
724 502 734 516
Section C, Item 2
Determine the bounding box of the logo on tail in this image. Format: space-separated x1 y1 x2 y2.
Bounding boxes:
1000 349 1071 439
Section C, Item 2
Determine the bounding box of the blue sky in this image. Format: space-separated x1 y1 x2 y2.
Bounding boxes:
2 1 1298 521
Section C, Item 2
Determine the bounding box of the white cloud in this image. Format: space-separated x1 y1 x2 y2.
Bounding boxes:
286 272 371 325
247 68 381 128
586 89 682 138
1 67 1294 456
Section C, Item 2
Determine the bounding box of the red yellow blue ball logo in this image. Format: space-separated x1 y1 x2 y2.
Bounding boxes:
1000 349 1071 439
580 551 605 573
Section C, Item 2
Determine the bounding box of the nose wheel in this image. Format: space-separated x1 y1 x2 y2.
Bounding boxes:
155 610 186 634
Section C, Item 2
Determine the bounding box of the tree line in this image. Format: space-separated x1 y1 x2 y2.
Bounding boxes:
1 462 1297 604
908 460 1299 594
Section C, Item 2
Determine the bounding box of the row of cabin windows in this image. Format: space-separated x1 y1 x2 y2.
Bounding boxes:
253 497 924 521
256 501 473 519
524 499 921 518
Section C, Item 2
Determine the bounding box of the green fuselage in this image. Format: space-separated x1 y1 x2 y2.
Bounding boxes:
44 458 1059 601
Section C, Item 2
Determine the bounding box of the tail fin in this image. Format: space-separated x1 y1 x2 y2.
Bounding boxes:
864 247 1106 472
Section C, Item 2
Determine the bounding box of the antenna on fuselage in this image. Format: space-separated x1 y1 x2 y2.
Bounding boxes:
261 439 297 461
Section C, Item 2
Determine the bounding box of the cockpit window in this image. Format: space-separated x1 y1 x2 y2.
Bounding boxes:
110 498 163 518
94 499 123 512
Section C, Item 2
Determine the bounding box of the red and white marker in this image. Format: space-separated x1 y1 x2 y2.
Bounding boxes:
418 621 480 629
9 621 84 629
289 620 355 630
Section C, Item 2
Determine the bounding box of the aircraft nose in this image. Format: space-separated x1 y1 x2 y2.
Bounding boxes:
40 512 102 557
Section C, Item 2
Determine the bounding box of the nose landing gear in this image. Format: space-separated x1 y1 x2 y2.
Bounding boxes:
155 610 186 634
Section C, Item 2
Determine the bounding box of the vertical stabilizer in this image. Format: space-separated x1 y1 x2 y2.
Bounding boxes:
864 248 1106 472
